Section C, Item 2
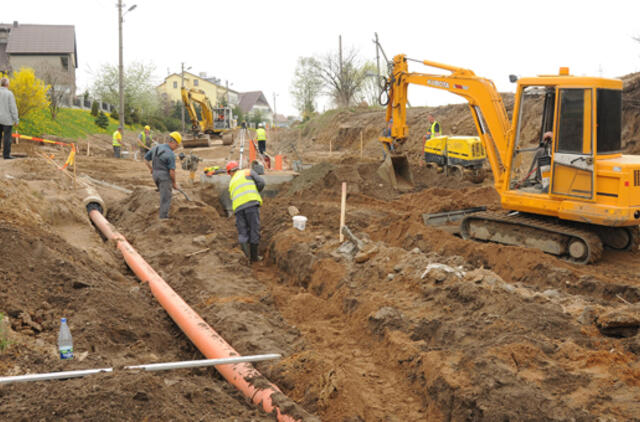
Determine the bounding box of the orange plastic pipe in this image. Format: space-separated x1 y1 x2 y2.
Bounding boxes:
88 209 314 422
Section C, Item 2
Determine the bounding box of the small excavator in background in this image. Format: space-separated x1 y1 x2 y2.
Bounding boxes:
181 87 234 148
378 54 640 263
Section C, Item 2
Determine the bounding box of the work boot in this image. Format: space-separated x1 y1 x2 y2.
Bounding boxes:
240 243 250 259
250 243 261 263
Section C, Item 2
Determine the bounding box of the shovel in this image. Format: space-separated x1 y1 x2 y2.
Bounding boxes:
176 187 191 201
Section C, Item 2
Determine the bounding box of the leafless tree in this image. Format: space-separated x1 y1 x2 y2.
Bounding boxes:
36 61 74 120
314 47 368 108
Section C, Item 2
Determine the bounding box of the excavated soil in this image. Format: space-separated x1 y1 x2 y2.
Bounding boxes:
2 78 640 421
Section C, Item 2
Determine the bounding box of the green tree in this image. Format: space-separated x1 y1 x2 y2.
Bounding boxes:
95 111 109 129
290 57 323 120
90 61 160 124
248 109 265 126
10 67 50 120
90 100 99 116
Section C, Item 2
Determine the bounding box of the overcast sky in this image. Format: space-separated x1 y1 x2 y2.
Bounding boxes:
6 0 640 118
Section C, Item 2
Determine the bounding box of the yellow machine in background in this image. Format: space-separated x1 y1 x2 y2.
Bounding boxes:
181 87 234 147
423 135 486 182
379 54 640 263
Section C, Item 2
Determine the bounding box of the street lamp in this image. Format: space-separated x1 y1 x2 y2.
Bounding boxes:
181 63 191 132
118 1 137 131
272 92 279 128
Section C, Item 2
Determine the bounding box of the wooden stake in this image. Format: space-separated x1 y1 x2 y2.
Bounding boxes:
360 130 363 158
87 140 91 156
339 182 346 242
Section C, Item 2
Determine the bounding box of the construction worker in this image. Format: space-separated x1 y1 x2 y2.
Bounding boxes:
425 115 441 140
0 77 19 160
138 125 152 159
227 160 265 262
255 123 267 155
112 126 123 158
144 131 182 219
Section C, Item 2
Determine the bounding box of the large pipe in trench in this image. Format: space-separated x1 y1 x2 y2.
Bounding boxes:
83 189 316 422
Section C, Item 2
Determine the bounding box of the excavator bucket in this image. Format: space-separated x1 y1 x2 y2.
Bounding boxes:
377 154 414 190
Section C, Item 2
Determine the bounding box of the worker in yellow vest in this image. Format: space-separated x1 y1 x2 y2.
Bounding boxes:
227 160 265 262
112 126 123 158
137 125 153 159
255 123 267 154
425 115 442 140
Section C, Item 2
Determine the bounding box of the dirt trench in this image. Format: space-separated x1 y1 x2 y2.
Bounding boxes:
2 89 640 421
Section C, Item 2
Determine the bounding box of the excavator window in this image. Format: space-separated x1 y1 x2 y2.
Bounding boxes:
556 89 584 154
596 88 622 153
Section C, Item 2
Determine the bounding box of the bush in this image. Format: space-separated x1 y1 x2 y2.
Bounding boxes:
95 111 109 129
90 101 99 116
110 109 119 121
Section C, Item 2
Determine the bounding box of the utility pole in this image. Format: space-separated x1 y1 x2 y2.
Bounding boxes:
374 32 380 81
181 62 186 132
118 0 124 131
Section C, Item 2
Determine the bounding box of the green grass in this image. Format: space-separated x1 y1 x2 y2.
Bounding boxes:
17 107 139 140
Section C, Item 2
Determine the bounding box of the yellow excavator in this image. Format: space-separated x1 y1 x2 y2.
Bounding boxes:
181 87 234 148
379 54 640 263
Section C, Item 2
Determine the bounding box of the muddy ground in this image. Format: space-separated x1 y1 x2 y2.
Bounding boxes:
1 85 640 421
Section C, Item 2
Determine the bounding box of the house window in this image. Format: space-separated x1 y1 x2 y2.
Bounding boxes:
173 81 178 89
60 56 68 71
194 79 199 86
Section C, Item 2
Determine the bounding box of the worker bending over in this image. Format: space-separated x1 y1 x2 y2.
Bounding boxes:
144 131 182 219
227 160 265 262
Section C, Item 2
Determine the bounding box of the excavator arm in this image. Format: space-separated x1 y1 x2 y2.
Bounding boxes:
382 54 513 190
181 87 215 134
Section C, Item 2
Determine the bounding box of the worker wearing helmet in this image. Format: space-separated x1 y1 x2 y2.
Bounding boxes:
425 115 441 140
144 131 182 219
255 123 267 155
137 125 153 159
227 160 265 262
112 126 123 158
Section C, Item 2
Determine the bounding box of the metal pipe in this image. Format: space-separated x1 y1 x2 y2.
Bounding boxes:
125 353 282 372
0 368 113 385
85 204 315 422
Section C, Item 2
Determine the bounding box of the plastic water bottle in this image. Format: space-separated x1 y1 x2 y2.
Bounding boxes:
57 318 74 360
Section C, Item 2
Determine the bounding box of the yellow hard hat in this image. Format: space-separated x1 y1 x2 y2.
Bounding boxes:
169 131 182 144
144 125 150 130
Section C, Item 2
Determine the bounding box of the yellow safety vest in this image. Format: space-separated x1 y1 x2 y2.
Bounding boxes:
140 132 152 146
256 128 266 141
426 121 441 139
112 130 122 147
229 170 262 212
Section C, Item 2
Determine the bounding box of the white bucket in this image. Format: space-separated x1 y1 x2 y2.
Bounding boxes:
292 215 308 231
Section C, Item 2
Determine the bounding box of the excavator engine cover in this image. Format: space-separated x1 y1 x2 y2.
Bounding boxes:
377 154 414 190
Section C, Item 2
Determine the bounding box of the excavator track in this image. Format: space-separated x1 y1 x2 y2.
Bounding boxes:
460 212 603 264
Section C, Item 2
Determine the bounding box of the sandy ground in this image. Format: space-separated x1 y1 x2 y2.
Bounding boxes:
1 100 640 421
